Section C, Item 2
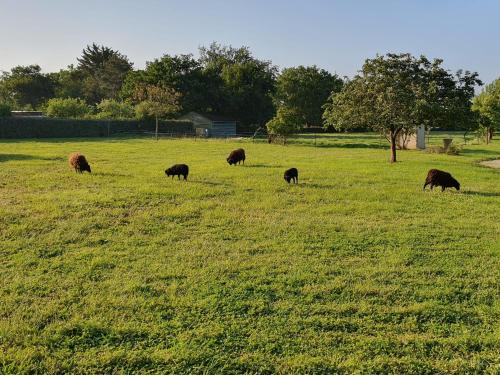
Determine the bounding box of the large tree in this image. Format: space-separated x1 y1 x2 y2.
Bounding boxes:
77 43 133 103
199 43 277 127
121 54 209 114
323 53 481 162
0 65 55 109
472 78 500 143
274 65 343 127
49 65 85 99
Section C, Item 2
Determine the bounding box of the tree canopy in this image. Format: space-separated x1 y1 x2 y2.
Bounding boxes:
0 65 55 109
78 43 133 103
274 65 343 127
323 53 481 162
472 78 500 142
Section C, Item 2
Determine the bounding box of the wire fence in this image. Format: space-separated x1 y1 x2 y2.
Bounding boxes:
107 129 492 150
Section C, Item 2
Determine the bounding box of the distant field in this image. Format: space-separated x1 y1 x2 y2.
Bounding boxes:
0 133 499 373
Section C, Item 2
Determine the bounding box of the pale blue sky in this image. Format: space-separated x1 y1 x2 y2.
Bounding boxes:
1 0 498 83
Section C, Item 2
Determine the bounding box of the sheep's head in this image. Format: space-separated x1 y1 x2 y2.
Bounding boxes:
284 176 291 183
165 168 172 177
453 179 460 191
83 163 91 173
227 158 234 165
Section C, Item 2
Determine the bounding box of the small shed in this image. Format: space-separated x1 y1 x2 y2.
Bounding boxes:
178 112 237 138
397 125 426 150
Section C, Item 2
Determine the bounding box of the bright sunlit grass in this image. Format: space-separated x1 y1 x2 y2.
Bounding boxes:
0 134 498 373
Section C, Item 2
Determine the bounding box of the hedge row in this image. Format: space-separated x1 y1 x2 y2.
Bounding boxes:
0 117 194 139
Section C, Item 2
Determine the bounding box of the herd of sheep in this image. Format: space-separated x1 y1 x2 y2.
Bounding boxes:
69 149 461 191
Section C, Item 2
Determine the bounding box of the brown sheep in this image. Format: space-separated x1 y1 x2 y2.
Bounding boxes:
423 169 460 191
227 148 246 165
165 164 189 180
68 153 91 173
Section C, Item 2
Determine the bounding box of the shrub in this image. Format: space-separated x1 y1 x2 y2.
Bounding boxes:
95 99 135 120
45 98 92 119
426 144 462 155
266 107 303 142
0 103 11 117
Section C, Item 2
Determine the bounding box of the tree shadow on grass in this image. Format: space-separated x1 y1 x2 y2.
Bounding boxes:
461 190 500 198
0 154 64 163
313 142 388 150
462 148 500 156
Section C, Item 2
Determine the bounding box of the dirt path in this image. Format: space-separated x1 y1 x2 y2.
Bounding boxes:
480 159 500 169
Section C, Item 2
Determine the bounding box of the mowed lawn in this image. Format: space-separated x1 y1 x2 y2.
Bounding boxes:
0 134 499 374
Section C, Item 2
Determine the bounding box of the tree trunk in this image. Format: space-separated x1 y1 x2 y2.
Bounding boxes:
155 116 159 141
390 131 397 163
488 127 493 142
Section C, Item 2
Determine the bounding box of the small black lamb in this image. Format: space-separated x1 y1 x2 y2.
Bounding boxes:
68 152 91 173
423 169 460 191
165 164 189 180
227 148 246 165
284 168 298 184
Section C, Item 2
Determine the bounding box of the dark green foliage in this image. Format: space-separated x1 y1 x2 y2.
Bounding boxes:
0 103 11 117
122 54 210 114
77 43 133 103
0 117 193 138
274 65 343 127
49 65 85 99
199 43 277 127
122 44 277 127
0 65 56 109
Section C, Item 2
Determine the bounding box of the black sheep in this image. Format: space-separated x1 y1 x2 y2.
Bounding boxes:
227 148 246 165
165 164 189 180
423 169 460 191
284 168 298 184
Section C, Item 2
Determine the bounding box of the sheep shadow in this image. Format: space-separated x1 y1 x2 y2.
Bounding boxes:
249 164 285 169
461 191 500 198
187 180 231 187
301 182 338 189
92 172 131 178
0 154 64 163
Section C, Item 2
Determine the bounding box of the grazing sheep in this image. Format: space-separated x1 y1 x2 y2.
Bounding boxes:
165 164 189 180
284 168 298 184
423 169 460 191
227 148 246 165
68 153 91 173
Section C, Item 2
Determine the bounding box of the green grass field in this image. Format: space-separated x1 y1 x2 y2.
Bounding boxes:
0 134 499 374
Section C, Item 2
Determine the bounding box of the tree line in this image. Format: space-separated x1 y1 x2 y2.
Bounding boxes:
0 43 341 128
0 43 498 162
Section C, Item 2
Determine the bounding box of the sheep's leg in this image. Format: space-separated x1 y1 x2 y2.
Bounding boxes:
423 182 428 191
178 175 181 180
430 184 434 191
442 186 446 192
